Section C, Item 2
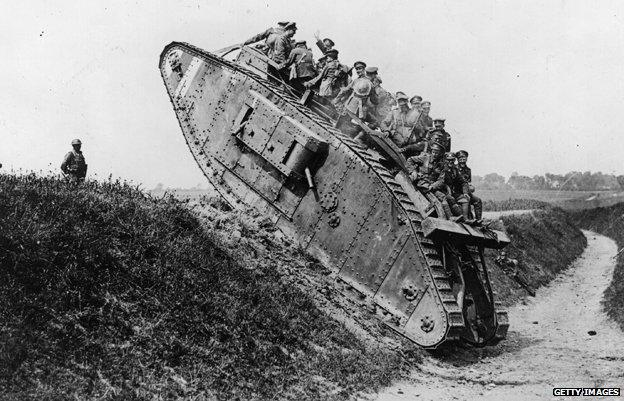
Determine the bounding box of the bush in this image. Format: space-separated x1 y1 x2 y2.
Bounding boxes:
0 174 410 400
484 207 587 305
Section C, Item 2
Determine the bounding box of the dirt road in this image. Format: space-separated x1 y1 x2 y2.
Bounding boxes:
372 230 624 400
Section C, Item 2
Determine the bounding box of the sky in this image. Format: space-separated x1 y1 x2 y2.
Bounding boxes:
2 0 624 188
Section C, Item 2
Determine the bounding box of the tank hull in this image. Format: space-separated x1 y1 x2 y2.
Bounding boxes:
160 42 508 348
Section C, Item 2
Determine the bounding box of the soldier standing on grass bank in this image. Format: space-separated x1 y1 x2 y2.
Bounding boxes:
61 139 87 183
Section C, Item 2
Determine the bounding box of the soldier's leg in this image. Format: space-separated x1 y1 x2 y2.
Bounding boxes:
445 194 463 217
455 194 471 219
470 194 483 220
434 191 453 219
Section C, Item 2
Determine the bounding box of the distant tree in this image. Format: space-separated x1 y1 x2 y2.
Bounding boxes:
153 183 164 191
481 173 508 190
618 175 624 190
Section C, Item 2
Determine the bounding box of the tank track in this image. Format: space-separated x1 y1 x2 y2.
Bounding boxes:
162 43 507 347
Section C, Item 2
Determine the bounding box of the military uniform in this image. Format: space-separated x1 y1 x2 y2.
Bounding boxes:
272 33 293 66
335 77 378 138
443 159 470 218
305 50 341 99
457 160 483 220
381 107 411 147
286 43 316 92
61 142 87 183
406 149 456 218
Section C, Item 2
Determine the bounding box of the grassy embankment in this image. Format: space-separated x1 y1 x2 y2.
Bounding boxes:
0 174 419 401
483 206 587 306
573 204 624 331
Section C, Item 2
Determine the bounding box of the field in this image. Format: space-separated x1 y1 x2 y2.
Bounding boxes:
478 189 624 210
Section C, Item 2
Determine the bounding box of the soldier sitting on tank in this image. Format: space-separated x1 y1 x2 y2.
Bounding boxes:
443 152 471 222
61 139 87 183
380 93 414 147
431 118 451 151
405 142 456 220
456 150 483 224
334 78 379 138
284 40 316 94
399 116 451 157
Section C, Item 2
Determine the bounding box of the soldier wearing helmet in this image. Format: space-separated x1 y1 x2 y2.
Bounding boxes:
61 139 88 183
456 150 483 223
334 77 379 137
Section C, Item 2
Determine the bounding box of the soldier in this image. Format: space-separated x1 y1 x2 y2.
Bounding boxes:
442 152 470 220
272 23 297 67
430 118 451 152
405 142 454 219
365 67 392 121
353 61 366 78
335 78 379 138
380 93 413 147
456 150 483 223
241 21 291 54
419 101 433 130
285 40 316 93
304 49 341 100
61 139 87 183
410 95 423 111
313 32 335 54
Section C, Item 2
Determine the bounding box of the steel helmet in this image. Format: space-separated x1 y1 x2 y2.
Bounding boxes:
430 142 445 152
71 139 82 145
353 78 373 97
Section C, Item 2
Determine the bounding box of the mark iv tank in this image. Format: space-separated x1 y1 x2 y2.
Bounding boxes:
159 42 511 349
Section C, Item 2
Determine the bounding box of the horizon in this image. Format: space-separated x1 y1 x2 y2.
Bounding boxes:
3 0 624 188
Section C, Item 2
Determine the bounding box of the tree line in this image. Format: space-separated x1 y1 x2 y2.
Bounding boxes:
473 171 624 191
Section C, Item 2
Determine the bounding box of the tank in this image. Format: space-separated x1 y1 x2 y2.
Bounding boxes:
159 42 510 348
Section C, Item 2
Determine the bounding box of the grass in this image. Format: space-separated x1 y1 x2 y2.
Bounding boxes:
483 207 587 306
573 204 624 331
482 198 549 212
0 174 416 401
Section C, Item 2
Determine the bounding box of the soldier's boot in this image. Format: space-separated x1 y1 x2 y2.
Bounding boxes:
473 200 483 225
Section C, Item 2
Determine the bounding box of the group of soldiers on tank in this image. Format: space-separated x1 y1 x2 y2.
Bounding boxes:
242 21 483 225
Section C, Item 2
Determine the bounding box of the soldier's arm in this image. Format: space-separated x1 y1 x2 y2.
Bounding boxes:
334 81 354 103
285 48 298 67
304 64 328 87
315 39 327 54
431 170 446 191
242 28 272 46
60 152 72 173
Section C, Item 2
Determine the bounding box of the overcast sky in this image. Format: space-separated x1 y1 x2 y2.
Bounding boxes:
2 0 623 188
